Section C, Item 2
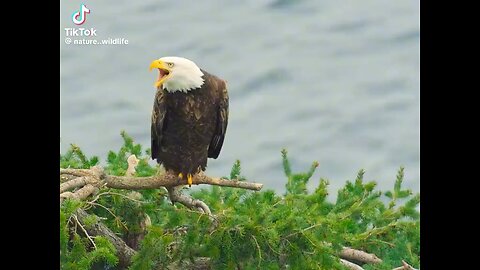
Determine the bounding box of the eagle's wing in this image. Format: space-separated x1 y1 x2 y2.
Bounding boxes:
208 80 229 158
151 89 167 161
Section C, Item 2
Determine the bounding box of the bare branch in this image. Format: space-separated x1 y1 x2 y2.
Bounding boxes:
60 177 87 193
340 259 365 270
106 172 263 191
252 235 262 268
60 184 99 204
60 192 75 200
72 214 97 250
85 202 129 231
166 186 219 232
60 168 94 176
75 184 97 199
89 191 146 205
60 174 78 183
392 260 418 270
126 154 139 177
340 247 382 264
61 164 263 193
167 186 212 216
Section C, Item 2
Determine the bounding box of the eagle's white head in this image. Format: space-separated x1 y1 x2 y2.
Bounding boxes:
149 56 205 93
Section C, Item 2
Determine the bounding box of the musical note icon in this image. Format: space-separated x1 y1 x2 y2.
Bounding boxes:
71 4 90 25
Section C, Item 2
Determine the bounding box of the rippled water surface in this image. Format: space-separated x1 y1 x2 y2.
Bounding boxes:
60 0 419 195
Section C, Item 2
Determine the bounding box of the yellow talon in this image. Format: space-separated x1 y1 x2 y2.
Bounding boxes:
178 173 183 179
187 174 193 187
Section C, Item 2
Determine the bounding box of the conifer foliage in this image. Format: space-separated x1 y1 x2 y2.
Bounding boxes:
60 132 420 270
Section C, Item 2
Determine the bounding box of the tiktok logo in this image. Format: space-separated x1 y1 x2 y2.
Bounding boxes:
71 4 90 25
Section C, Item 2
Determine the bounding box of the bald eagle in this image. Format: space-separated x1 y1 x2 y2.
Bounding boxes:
149 56 229 187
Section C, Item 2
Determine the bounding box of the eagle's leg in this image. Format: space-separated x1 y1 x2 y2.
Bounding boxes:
187 174 193 187
177 172 184 185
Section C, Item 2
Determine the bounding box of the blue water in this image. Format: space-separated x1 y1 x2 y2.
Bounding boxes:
60 0 419 197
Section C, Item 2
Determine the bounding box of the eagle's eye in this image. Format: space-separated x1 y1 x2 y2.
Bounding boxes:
167 62 174 68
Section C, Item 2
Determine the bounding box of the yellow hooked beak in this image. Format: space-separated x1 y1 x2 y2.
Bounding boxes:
149 60 172 88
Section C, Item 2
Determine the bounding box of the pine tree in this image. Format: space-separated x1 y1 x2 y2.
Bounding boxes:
60 132 420 270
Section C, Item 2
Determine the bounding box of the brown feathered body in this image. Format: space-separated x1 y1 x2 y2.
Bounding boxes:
151 70 229 176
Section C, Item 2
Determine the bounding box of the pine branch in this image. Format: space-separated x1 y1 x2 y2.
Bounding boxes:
167 257 211 270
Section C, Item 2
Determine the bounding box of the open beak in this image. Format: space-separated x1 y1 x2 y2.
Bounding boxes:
149 60 172 88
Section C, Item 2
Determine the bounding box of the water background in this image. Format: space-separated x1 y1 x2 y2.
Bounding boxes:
60 0 419 197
